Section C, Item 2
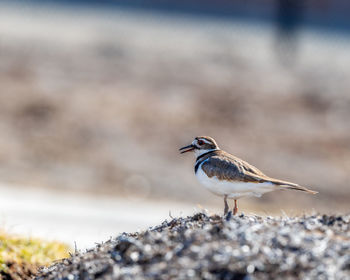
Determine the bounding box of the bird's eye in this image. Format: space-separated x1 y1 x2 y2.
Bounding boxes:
197 140 204 145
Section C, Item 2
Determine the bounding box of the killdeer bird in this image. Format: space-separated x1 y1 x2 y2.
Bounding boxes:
180 136 317 215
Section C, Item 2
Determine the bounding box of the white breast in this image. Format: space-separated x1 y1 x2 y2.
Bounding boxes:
196 161 276 199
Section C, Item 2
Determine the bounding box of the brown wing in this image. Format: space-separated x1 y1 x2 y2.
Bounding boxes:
201 155 268 182
230 155 266 177
201 151 318 194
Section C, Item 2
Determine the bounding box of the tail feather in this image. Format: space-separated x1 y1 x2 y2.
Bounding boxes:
268 178 318 194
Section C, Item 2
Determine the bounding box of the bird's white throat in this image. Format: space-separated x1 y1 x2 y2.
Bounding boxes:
194 148 219 158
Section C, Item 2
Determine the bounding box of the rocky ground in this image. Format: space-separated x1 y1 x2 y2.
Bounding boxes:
36 213 350 279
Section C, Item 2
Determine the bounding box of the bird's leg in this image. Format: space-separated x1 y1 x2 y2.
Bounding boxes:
233 199 238 215
224 195 229 215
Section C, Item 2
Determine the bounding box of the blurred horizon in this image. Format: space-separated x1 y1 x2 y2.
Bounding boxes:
9 0 350 34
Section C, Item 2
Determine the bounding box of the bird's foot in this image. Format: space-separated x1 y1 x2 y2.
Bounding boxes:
225 210 233 221
223 195 229 215
233 199 238 215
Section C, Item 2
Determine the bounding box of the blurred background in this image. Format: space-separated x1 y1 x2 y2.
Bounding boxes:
0 0 350 248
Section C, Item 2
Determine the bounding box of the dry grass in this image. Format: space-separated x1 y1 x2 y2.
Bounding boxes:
0 230 70 280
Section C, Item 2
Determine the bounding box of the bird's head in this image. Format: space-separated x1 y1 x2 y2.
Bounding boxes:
179 136 219 157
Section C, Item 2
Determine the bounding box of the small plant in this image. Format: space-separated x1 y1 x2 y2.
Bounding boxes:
0 230 70 279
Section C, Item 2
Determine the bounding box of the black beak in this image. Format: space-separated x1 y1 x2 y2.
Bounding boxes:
179 144 195 154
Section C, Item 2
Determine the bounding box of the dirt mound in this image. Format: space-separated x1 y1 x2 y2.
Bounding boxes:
36 213 350 279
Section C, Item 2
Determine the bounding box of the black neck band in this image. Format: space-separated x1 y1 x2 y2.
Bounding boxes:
194 150 217 173
195 150 217 162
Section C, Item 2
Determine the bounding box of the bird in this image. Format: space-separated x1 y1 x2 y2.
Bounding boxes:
179 136 317 215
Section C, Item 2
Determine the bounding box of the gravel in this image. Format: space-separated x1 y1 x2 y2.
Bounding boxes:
36 213 350 280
